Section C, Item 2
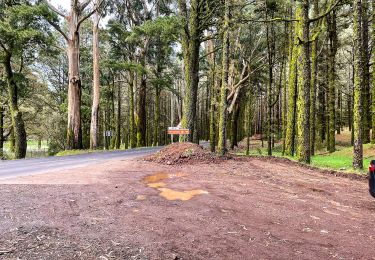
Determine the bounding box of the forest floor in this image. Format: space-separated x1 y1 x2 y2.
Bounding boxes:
1 143 374 259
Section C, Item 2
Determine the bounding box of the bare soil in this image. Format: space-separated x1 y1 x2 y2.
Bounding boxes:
1 155 375 259
144 142 224 165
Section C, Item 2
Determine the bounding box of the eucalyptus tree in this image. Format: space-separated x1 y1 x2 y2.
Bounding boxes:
44 0 102 150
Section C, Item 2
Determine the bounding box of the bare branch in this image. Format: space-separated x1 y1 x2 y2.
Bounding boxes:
77 0 105 28
79 0 92 11
309 0 342 23
47 1 67 18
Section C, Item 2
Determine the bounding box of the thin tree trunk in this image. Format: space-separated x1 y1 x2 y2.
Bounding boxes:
129 71 136 148
0 101 3 158
90 3 100 149
362 0 371 144
115 81 121 149
246 92 252 156
217 0 230 155
327 11 337 153
285 3 297 156
153 87 160 146
353 0 363 169
310 0 319 156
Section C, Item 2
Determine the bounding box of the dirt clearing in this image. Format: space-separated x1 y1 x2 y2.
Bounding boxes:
1 155 374 259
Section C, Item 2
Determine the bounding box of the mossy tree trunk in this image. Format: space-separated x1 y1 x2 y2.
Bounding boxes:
206 36 217 152
217 0 230 155
295 0 311 164
179 0 202 143
285 4 298 156
3 53 27 159
361 0 371 144
353 0 363 169
327 10 337 153
310 0 319 156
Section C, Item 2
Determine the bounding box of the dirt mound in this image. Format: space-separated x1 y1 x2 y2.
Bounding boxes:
145 142 219 165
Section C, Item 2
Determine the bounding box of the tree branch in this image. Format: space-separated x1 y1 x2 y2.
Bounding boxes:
309 0 342 23
77 0 104 28
47 1 67 18
47 20 69 41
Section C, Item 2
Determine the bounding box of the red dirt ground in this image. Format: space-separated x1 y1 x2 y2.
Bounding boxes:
1 155 375 259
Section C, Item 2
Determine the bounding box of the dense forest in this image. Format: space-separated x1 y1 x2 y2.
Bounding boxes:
0 0 372 169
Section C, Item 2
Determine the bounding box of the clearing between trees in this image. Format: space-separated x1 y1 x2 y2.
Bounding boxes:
0 143 374 259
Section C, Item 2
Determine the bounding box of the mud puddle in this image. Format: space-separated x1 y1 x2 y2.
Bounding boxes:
142 172 208 201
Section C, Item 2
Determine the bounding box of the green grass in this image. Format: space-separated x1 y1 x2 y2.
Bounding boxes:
4 140 48 150
236 131 373 175
311 143 374 174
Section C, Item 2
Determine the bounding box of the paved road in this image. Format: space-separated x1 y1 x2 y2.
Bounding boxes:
0 147 161 180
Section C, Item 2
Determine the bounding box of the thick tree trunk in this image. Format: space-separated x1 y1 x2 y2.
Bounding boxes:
137 74 147 147
90 6 100 149
353 0 363 169
67 33 82 150
296 0 311 164
179 0 201 143
4 53 27 159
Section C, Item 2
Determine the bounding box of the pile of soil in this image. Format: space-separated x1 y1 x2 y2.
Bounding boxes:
144 142 219 165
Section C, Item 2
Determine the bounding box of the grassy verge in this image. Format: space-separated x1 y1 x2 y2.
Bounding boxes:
236 137 373 175
310 144 374 174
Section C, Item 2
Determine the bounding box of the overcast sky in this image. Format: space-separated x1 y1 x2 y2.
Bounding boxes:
50 0 71 11
48 0 109 26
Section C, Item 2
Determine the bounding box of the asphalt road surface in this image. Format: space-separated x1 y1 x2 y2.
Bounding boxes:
0 147 161 180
